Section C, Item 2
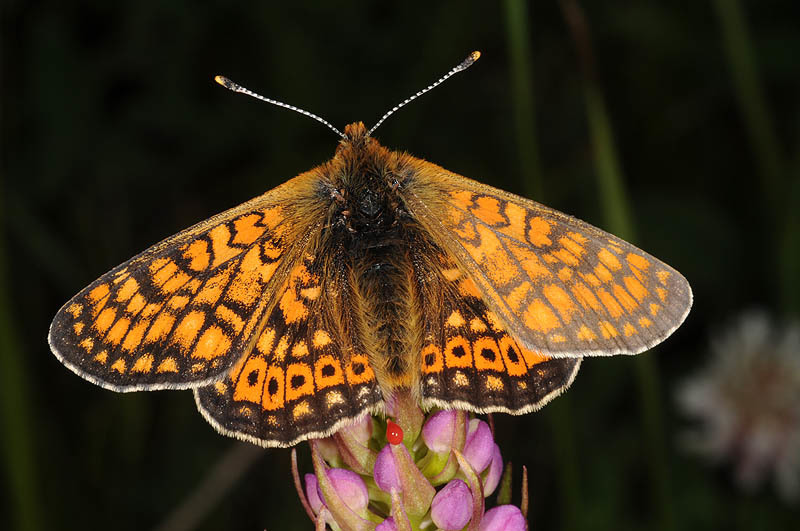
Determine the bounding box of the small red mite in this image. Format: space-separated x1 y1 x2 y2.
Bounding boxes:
386 419 404 445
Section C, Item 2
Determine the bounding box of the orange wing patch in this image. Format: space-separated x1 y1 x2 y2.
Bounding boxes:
416 249 580 415
194 253 382 448
49 179 324 392
405 167 691 358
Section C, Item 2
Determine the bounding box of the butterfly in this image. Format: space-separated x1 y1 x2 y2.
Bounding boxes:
49 52 692 448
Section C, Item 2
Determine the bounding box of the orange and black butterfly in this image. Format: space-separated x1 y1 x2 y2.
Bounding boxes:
49 52 692 448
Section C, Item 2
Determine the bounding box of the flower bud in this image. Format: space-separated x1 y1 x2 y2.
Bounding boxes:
316 436 342 467
335 414 377 474
464 419 494 473
479 505 527 531
297 409 529 530
376 517 398 531
344 412 373 444
422 410 465 453
482 444 503 496
431 479 473 530
374 444 401 492
303 473 324 514
317 468 369 512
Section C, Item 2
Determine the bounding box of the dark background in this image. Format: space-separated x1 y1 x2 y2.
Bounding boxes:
2 1 799 530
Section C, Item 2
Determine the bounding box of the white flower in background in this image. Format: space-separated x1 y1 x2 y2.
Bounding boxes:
676 310 800 503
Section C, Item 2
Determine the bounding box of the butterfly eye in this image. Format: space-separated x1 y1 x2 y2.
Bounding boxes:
330 188 346 203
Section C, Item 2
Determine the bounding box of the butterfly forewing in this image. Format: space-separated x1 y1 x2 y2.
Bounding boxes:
195 252 383 447
404 162 692 358
49 173 326 391
414 246 581 414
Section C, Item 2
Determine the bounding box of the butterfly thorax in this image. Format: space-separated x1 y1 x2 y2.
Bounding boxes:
315 122 426 398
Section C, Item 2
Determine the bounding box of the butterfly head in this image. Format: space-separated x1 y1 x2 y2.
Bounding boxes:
339 122 372 148
334 122 383 169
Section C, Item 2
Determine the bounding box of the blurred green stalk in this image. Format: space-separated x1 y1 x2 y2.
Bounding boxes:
786 112 800 316
504 1 581 528
711 0 783 208
544 397 581 531
711 0 798 315
583 86 635 242
584 81 674 531
0 210 42 530
559 1 673 530
504 0 544 200
781 173 800 316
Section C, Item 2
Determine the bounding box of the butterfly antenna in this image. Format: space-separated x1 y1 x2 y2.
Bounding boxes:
214 76 345 138
367 51 481 137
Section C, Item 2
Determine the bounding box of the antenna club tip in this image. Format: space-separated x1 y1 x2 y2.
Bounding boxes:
214 75 233 89
471 51 481 61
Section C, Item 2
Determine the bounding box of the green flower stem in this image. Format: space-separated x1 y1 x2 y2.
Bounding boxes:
520 465 529 519
392 390 424 449
390 488 413 531
292 448 317 522
496 462 514 505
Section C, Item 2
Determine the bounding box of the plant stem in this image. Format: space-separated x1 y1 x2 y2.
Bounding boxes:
504 0 544 200
504 2 583 526
0 192 43 531
560 2 673 530
711 0 792 311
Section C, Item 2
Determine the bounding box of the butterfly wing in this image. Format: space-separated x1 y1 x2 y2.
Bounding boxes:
404 162 692 357
195 252 383 447
412 244 580 414
49 171 327 391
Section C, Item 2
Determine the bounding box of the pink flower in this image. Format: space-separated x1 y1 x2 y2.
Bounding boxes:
431 479 473 530
374 444 401 492
316 468 369 512
292 403 530 529
483 444 504 496
423 410 467 453
375 517 398 531
464 419 494 473
303 474 323 514
677 311 800 502
479 505 527 530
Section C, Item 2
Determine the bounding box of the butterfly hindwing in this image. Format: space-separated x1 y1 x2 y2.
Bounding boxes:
195 252 384 448
414 247 580 414
404 163 692 358
48 173 326 391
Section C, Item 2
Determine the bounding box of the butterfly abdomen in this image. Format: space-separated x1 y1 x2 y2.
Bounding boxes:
345 244 424 400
